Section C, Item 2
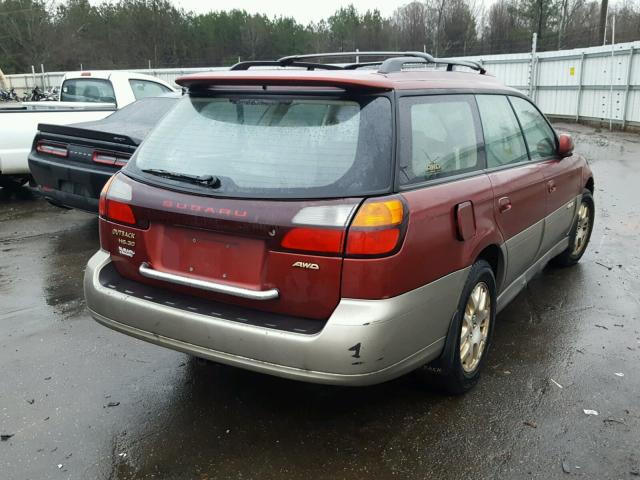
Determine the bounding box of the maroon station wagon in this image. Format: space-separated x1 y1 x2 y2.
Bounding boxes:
84 52 594 393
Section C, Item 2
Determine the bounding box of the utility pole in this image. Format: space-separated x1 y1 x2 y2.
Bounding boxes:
537 0 544 42
529 32 538 99
609 15 615 131
599 0 609 45
558 0 568 49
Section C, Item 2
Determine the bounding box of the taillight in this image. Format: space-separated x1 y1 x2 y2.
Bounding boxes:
346 229 400 255
280 203 359 255
98 175 115 217
281 227 344 253
106 200 136 225
99 174 136 226
346 198 406 257
93 151 129 167
280 198 407 257
36 141 68 158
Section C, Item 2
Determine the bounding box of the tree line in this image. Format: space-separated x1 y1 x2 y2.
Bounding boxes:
1 0 639 74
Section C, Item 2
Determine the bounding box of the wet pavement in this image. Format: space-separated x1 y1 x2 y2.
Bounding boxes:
1 122 639 479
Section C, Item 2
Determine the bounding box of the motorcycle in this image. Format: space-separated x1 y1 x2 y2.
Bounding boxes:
30 86 46 101
42 87 59 101
0 88 19 102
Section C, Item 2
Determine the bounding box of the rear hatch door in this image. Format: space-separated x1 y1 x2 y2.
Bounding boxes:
104 90 393 320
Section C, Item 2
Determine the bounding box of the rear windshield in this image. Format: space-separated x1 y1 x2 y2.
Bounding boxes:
60 78 116 103
128 94 393 199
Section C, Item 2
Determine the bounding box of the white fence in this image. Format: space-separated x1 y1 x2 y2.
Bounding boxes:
460 40 640 129
5 41 640 127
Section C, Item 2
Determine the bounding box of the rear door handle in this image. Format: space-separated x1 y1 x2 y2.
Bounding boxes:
547 180 557 193
498 196 512 213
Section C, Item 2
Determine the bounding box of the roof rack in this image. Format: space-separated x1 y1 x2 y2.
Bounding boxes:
230 51 486 75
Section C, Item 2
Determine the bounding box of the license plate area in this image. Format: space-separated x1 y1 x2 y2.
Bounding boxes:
153 225 266 287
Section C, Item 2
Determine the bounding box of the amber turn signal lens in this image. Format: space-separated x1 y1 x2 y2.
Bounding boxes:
351 199 403 228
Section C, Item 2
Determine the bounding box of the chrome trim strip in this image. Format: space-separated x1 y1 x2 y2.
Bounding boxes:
138 262 279 301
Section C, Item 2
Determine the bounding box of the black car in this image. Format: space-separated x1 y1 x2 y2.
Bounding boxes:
29 93 180 212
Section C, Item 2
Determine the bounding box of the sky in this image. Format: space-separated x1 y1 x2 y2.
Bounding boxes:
169 0 494 25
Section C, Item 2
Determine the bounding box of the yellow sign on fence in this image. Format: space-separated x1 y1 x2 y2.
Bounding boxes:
569 66 575 76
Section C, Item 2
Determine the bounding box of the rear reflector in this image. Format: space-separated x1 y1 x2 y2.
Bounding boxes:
281 227 343 254
36 142 68 158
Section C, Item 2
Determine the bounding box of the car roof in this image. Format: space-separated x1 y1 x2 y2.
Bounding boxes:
176 69 515 93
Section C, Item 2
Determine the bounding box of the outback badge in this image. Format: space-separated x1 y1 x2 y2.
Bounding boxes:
292 261 319 270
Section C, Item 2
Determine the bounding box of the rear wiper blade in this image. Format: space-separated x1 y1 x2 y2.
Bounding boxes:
141 168 220 188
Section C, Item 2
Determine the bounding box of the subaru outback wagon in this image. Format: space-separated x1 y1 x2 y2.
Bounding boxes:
84 52 594 393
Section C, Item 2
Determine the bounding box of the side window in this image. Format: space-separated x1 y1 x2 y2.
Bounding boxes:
476 94 528 168
129 79 172 100
399 94 482 186
509 96 557 160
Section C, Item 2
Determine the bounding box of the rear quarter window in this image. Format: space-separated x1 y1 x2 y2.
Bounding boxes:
398 94 484 186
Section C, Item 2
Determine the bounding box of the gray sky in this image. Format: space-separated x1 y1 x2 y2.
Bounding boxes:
169 0 494 25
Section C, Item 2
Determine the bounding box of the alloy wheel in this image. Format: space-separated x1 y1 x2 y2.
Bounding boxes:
460 282 491 373
572 201 591 256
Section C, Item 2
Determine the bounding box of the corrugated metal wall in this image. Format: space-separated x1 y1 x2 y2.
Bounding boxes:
461 41 640 127
6 41 640 126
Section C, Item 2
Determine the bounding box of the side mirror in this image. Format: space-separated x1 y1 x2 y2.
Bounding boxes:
557 133 574 158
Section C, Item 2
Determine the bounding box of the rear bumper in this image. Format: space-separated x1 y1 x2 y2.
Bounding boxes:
28 155 116 212
84 250 469 386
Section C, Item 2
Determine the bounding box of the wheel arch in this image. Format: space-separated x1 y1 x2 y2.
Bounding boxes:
474 244 506 292
585 176 594 194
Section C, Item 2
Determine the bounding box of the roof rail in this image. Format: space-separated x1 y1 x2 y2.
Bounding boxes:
229 51 486 74
378 55 486 74
230 60 344 71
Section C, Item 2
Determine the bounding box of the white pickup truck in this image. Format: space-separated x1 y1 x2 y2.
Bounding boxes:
0 70 175 187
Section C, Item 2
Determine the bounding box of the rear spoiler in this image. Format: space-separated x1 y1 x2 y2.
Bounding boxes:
37 123 140 147
175 72 393 92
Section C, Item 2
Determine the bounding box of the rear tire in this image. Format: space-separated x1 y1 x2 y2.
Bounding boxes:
552 189 594 267
420 259 497 395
